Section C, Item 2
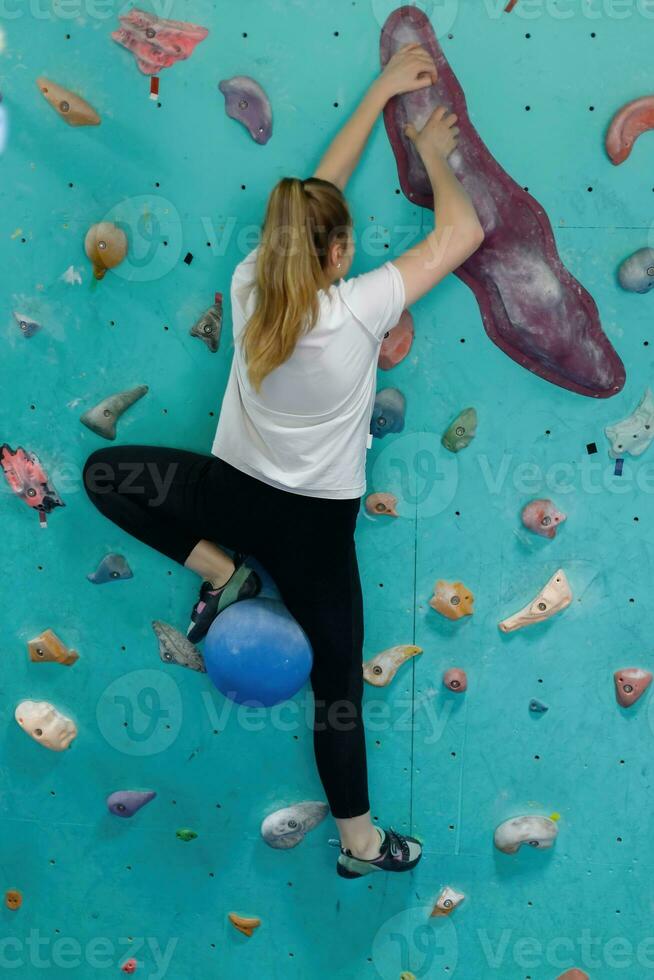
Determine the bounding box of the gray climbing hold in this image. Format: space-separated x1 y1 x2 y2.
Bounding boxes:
371 388 406 439
529 699 549 713
80 385 148 441
190 295 222 353
13 312 42 338
87 553 133 584
152 620 206 672
617 247 654 293
260 802 329 849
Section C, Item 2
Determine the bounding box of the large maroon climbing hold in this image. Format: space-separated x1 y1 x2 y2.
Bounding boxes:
111 8 208 76
380 7 625 399
0 445 64 515
378 309 414 370
614 668 652 707
606 96 654 166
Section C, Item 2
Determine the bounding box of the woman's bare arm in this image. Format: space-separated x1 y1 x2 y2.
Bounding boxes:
393 108 484 306
314 44 437 191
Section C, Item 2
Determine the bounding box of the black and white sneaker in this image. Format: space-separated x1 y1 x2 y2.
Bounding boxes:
187 555 261 644
336 827 423 878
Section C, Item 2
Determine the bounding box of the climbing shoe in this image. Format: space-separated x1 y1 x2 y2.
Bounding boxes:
336 827 423 878
187 555 261 643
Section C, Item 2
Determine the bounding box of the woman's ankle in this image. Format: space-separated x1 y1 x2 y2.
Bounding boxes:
344 826 382 860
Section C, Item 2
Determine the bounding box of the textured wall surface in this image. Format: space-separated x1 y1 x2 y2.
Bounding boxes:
2 0 654 977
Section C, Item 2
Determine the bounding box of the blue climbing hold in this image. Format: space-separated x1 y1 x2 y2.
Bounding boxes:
203 598 313 707
529 699 549 714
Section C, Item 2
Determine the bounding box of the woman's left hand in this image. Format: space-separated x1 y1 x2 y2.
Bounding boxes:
379 43 438 99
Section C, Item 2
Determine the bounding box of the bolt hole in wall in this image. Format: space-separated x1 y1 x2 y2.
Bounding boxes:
2 2 654 979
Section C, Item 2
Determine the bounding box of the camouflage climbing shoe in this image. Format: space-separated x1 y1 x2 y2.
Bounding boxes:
187 556 261 643
336 827 423 878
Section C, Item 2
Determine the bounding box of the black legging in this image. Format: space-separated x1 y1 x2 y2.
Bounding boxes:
83 446 368 819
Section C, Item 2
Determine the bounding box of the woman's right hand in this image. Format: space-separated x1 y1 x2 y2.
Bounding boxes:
405 106 459 160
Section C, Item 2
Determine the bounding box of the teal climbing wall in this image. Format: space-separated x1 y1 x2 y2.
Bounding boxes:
3 0 654 977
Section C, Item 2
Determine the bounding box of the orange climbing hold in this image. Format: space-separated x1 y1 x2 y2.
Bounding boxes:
5 890 22 910
228 913 261 938
429 581 474 621
606 96 654 165
36 77 100 126
555 971 589 980
84 222 128 280
28 629 78 666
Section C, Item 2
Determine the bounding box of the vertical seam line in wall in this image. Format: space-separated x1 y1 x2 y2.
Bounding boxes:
409 470 418 834
454 697 468 857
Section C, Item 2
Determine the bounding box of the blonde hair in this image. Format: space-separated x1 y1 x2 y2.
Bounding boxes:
241 177 351 390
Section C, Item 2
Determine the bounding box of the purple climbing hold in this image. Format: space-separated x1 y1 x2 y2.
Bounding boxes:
218 76 272 145
106 790 156 818
87 554 133 584
371 388 406 439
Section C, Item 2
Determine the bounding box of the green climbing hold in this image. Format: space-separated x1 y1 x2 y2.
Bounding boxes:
176 828 198 842
441 407 477 453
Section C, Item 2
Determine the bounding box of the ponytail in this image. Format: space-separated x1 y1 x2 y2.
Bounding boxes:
242 177 351 390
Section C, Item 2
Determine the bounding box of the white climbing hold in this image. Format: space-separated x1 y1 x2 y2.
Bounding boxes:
499 569 572 633
431 885 465 916
260 802 329 849
494 815 558 854
605 388 654 458
15 700 77 751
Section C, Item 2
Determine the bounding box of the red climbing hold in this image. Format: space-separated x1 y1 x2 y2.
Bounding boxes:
614 668 653 708
0 445 64 517
121 959 137 974
380 6 625 398
505 0 519 10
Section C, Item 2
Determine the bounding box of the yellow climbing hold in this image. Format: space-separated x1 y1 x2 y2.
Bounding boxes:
550 812 561 822
400 973 417 980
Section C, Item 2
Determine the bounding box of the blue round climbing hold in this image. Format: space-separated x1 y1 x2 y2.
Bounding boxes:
203 598 313 707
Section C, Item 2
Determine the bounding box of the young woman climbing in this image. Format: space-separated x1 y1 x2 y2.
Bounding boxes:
83 44 483 878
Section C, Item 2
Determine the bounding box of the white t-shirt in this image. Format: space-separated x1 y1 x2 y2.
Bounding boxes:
211 248 406 499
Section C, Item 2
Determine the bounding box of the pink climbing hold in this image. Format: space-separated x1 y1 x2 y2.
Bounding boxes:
378 309 414 370
555 971 589 980
380 6 625 399
443 668 467 693
121 959 137 974
111 9 208 76
606 96 654 166
521 499 566 539
614 668 653 707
